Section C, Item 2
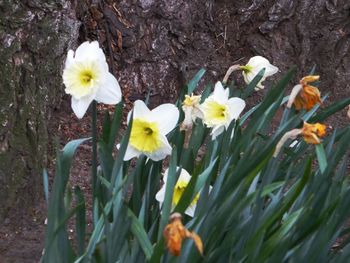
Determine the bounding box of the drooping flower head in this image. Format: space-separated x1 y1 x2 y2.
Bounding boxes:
274 121 327 157
293 75 322 110
201 82 245 139
163 213 203 256
240 56 278 90
63 41 122 118
180 94 204 130
301 121 326 144
156 167 200 217
124 100 179 161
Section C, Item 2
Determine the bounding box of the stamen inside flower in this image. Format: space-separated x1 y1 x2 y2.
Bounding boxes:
80 70 94 85
130 119 162 153
63 61 100 98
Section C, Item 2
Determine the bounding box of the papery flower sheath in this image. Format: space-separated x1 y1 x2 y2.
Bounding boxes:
156 167 206 217
63 41 122 118
240 56 278 90
124 100 179 161
201 81 245 139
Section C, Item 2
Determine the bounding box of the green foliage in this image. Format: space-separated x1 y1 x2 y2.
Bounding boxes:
43 69 350 263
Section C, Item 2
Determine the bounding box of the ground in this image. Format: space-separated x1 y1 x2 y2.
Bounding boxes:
1 0 349 262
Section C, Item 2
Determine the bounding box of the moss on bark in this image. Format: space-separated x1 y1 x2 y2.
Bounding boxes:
0 0 80 220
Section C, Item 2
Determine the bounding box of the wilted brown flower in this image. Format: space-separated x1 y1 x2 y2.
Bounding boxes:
274 121 327 157
163 213 203 256
301 122 327 144
293 75 322 110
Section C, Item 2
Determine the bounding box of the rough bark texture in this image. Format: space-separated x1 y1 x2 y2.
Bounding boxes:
1 0 348 228
0 0 79 220
78 0 349 114
0 0 349 261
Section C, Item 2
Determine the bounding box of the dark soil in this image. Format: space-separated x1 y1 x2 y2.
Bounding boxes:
1 0 349 262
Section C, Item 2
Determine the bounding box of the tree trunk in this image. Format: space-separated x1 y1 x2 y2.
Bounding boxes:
80 0 349 117
0 0 79 220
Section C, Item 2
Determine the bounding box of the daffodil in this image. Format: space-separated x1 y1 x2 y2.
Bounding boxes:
124 100 179 161
293 75 322 110
301 122 326 144
201 81 245 139
274 121 327 157
180 94 203 130
240 56 278 90
63 41 122 118
163 213 203 256
156 167 207 217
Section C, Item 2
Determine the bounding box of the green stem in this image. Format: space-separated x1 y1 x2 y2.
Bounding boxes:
92 101 98 222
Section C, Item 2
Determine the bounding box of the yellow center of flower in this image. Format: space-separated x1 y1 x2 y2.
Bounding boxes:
130 119 162 153
240 65 253 73
183 94 201 107
63 61 100 99
80 70 94 86
203 100 229 126
172 180 199 206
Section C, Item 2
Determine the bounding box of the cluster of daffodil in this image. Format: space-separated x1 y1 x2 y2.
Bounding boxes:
274 75 327 156
62 41 329 257
62 41 279 206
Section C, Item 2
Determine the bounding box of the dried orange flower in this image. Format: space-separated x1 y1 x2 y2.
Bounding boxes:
293 75 321 110
163 213 203 256
301 122 327 144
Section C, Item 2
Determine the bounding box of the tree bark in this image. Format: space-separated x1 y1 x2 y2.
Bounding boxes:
0 0 79 220
82 0 349 114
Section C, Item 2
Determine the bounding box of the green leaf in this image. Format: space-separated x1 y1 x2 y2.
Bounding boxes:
158 148 179 239
74 186 86 256
175 158 218 215
43 169 49 205
128 209 154 259
242 68 265 99
187 68 206 94
310 97 350 123
316 144 327 173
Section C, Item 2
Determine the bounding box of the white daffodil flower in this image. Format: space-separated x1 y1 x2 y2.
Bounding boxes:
156 167 210 217
240 56 278 90
201 81 246 139
181 94 204 130
124 100 179 161
63 41 122 118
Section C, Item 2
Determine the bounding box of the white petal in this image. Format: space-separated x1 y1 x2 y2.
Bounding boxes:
145 134 172 161
150 104 179 135
71 95 94 119
185 204 196 217
95 73 122 104
123 145 140 161
247 56 270 68
155 186 166 203
227 97 246 120
211 125 225 140
264 63 279 76
65 50 74 68
133 100 152 119
212 81 229 103
192 107 204 121
162 168 170 184
74 41 107 65
178 168 191 182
